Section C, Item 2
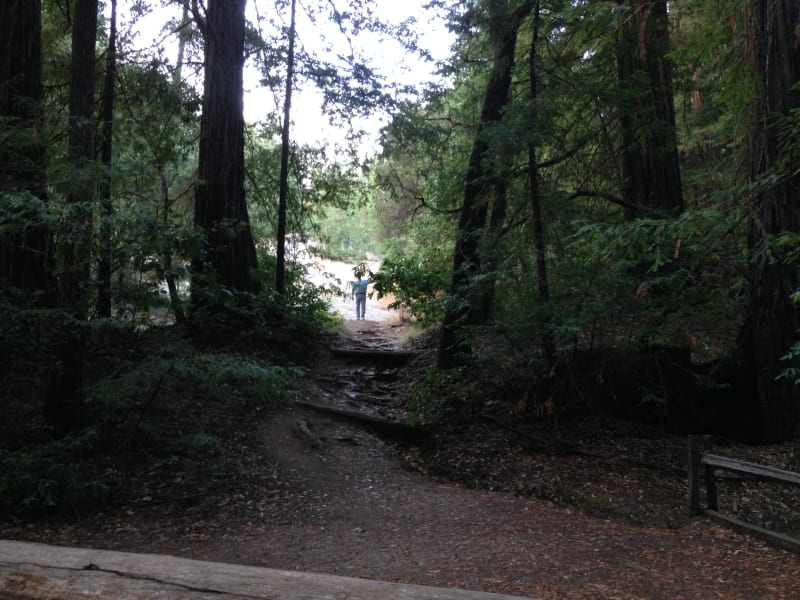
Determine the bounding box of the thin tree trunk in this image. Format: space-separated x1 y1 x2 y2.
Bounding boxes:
528 0 555 361
161 4 191 324
472 179 508 323
160 171 185 323
97 0 117 318
742 0 800 442
173 5 190 86
275 0 297 295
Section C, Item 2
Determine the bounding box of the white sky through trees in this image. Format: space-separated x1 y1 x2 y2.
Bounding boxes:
110 0 453 156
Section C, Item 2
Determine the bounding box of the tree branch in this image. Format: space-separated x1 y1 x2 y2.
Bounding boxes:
566 189 636 211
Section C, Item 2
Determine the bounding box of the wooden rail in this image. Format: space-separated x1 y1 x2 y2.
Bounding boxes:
687 435 800 554
0 540 535 599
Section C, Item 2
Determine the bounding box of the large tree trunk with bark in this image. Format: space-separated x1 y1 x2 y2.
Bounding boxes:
438 0 530 369
0 0 51 297
616 0 684 219
47 0 98 433
192 0 258 303
741 0 800 443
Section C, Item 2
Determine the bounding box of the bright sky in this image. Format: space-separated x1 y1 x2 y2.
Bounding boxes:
243 0 453 153
114 0 453 155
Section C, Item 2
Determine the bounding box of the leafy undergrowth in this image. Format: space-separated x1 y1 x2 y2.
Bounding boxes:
2 316 799 563
415 417 800 538
397 330 800 542
0 322 314 520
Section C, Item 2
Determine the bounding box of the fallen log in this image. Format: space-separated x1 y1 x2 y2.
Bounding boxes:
0 540 533 599
331 347 416 364
295 400 429 439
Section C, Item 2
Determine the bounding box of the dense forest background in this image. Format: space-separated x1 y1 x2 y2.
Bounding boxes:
1 0 799 518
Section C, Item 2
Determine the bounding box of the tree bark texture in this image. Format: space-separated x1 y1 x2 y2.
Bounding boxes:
743 0 800 442
0 0 51 295
616 0 684 219
47 0 98 434
60 0 97 318
193 0 258 298
438 0 530 369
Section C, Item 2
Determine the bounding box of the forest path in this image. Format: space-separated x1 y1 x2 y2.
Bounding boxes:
226 317 800 599
4 314 798 599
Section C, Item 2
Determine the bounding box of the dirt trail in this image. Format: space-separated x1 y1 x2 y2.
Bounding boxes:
6 313 799 599
214 317 800 599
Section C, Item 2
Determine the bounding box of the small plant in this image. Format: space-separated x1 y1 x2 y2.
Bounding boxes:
0 429 113 517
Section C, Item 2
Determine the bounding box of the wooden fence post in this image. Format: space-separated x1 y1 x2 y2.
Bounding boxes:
688 435 702 516
705 462 718 511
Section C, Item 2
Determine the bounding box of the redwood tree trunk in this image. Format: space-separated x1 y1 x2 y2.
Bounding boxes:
438 0 530 369
742 0 800 442
192 0 258 302
0 0 51 297
47 0 98 433
616 0 684 219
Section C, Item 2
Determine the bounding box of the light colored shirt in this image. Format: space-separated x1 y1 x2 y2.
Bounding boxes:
352 279 369 294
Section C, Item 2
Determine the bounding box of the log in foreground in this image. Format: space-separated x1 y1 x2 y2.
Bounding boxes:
0 540 535 599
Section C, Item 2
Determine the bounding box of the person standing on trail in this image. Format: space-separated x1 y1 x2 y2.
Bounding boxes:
351 267 372 320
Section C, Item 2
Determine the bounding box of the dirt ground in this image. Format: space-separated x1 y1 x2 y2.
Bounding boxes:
3 304 800 599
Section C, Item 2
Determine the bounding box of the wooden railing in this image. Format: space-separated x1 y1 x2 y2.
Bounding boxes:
688 435 800 554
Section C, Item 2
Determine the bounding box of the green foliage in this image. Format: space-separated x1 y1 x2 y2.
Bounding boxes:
0 429 111 517
314 201 385 263
372 253 450 324
253 251 343 331
0 326 304 517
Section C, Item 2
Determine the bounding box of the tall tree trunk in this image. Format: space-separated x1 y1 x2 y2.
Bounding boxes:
616 0 684 219
160 171 185 323
174 5 191 86
438 0 531 369
97 0 117 318
0 0 51 298
275 0 297 295
192 0 259 303
48 0 98 433
527 0 555 361
472 178 508 323
741 0 800 442
161 4 192 324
